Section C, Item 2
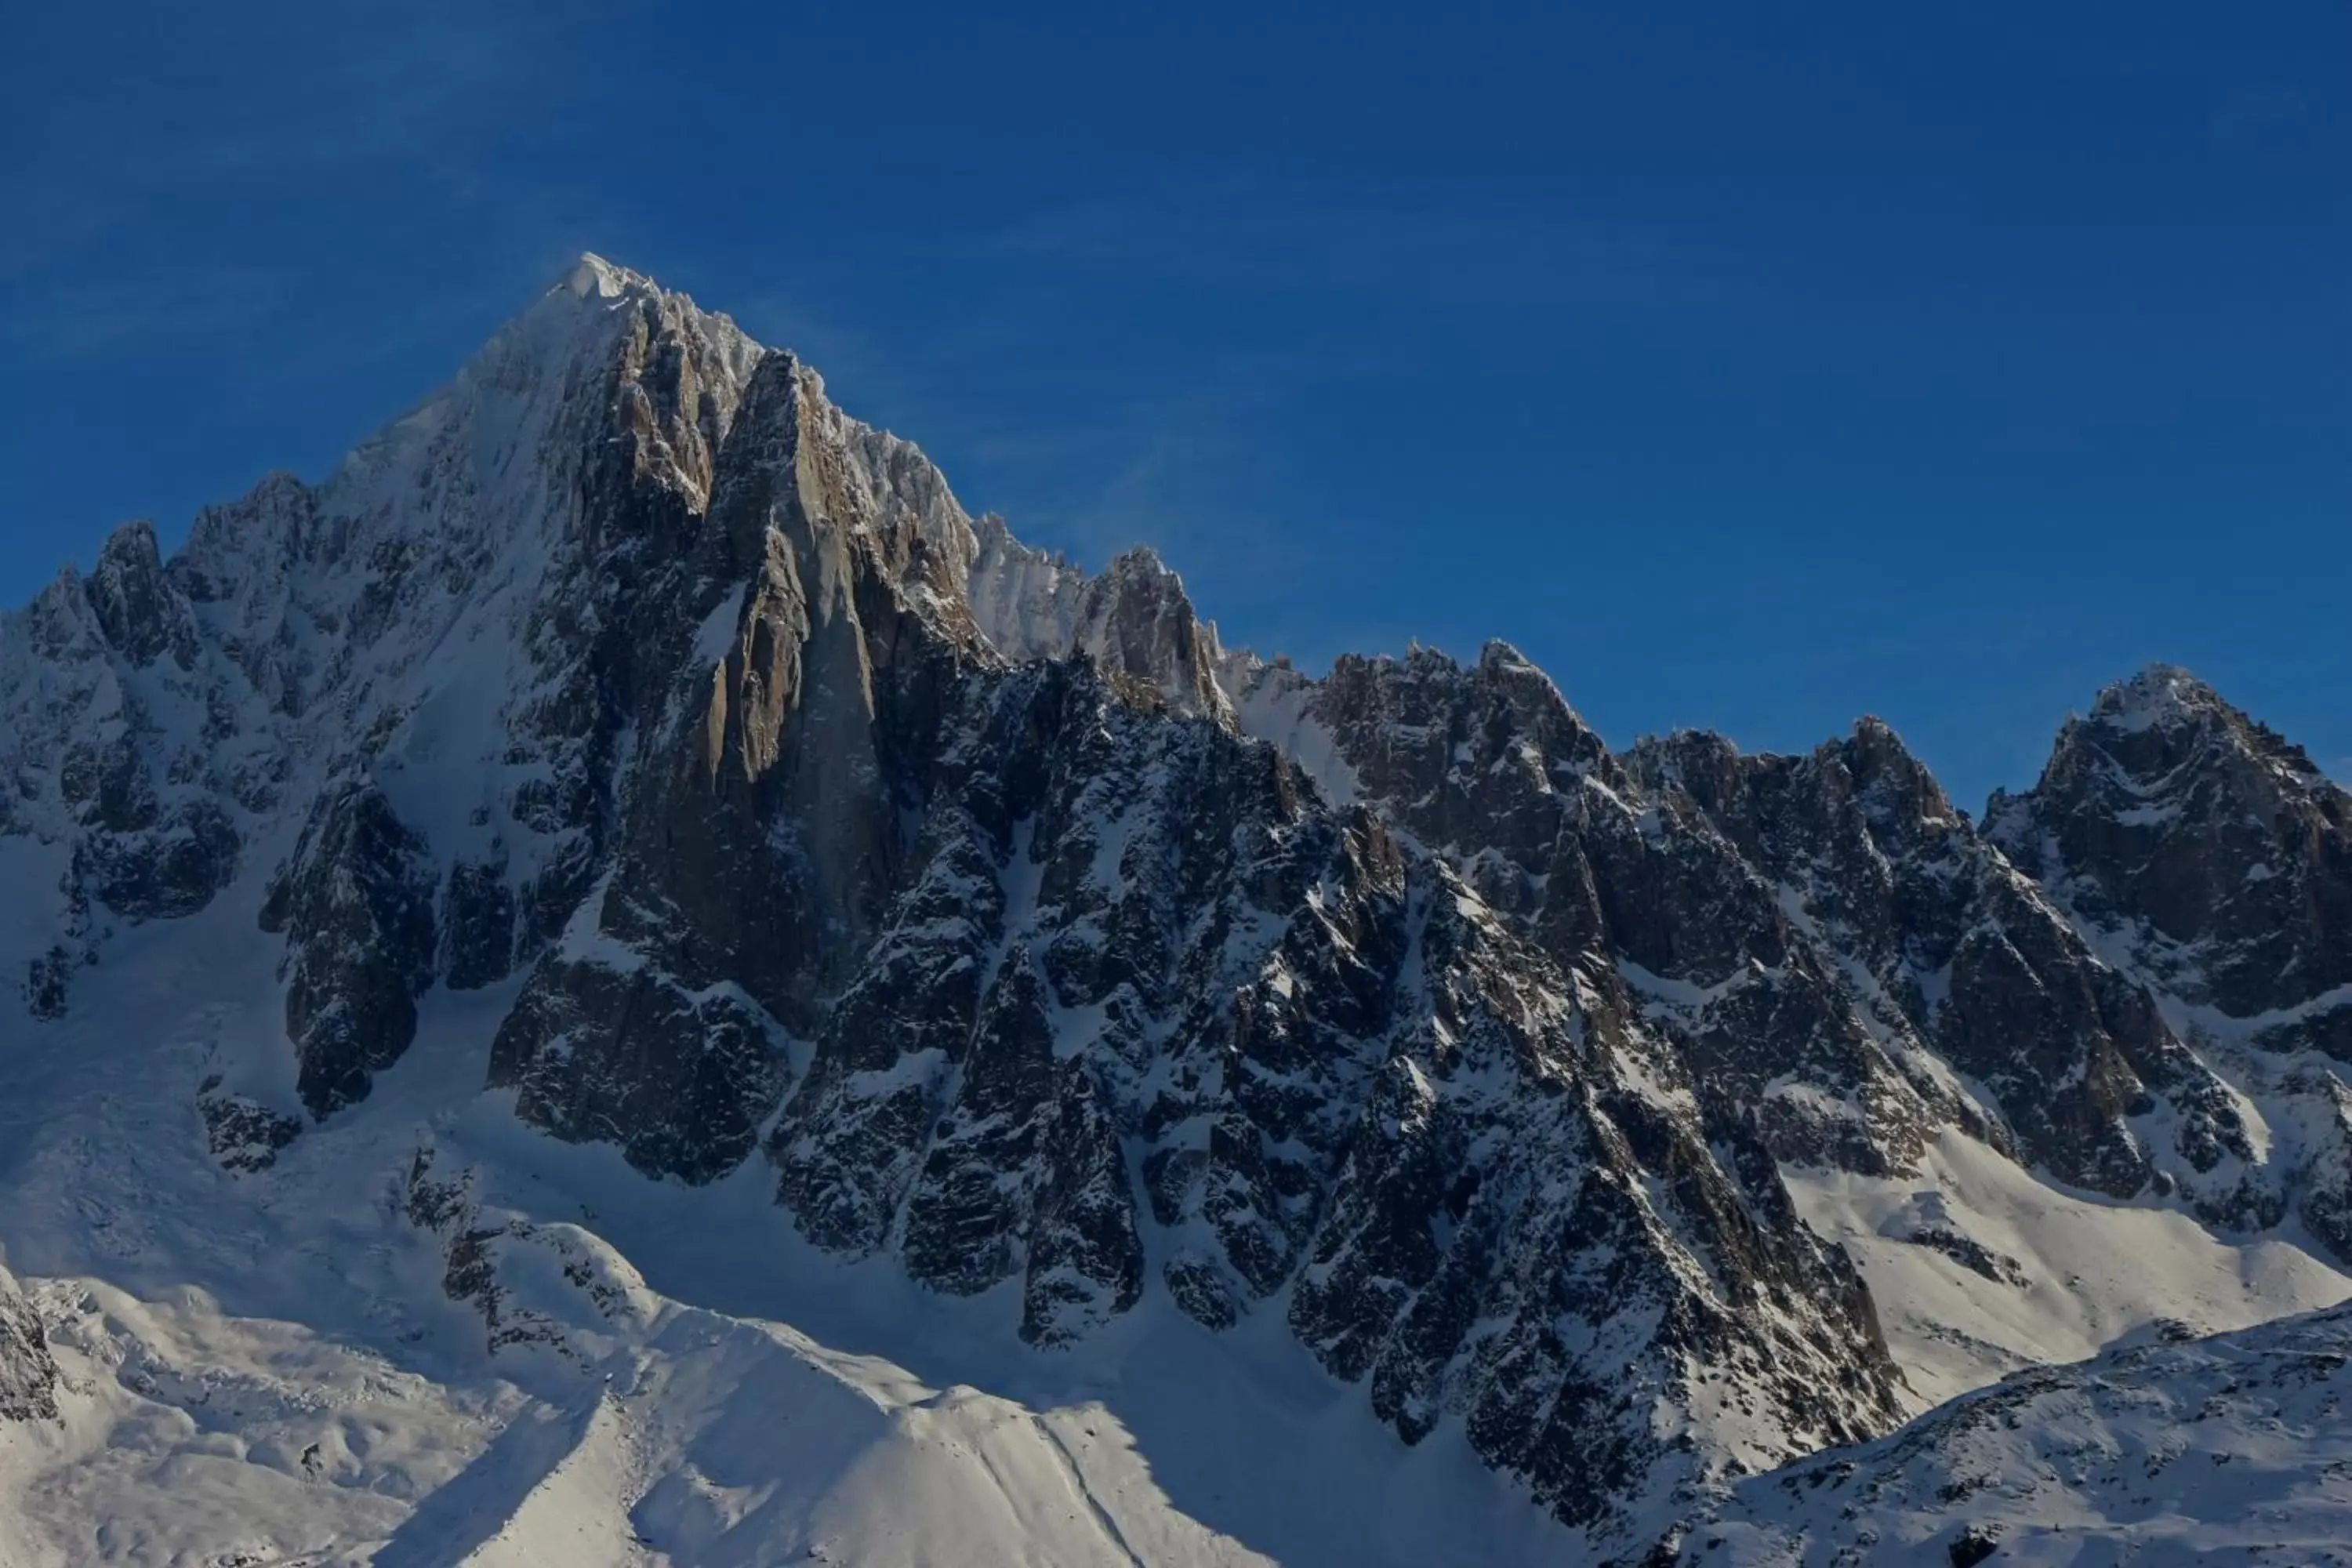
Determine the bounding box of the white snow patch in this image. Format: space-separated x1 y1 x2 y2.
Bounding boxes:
1788 1129 2352 1410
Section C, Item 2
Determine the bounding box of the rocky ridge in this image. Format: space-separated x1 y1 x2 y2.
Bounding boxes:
2 255 2348 1552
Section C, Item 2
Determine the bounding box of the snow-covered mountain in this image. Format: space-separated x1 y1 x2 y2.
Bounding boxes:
2 255 2348 1564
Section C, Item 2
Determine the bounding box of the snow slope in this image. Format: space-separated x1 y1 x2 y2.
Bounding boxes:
1791 1131 2352 1410
0 885 1572 1566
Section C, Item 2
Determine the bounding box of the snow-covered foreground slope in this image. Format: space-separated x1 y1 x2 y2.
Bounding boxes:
1692 1301 2352 1566
0 894 1569 1566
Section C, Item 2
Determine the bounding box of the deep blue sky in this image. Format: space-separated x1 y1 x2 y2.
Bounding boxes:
5 3 2347 807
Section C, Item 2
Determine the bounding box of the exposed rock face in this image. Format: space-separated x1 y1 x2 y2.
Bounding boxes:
5 255 2349 1549
262 782 439 1118
1985 664 2352 1250
0 514 247 1016
85 521 200 671
488 341 989 1185
970 519 1231 717
1991 664 2352 1054
492 957 788 1185
1625 716 2246 1203
0 1258 59 1421
23 948 73 1022
746 647 1906 1529
198 1074 304 1173
894 945 1147 1347
1276 648 2251 1210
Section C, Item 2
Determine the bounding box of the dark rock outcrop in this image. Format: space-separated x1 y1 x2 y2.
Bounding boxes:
0 1261 59 1421
261 782 438 1118
77 799 242 922
85 520 200 671
491 958 788 1185
198 1075 304 1174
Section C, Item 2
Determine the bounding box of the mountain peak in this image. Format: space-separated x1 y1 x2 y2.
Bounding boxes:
1102 543 1174 580
71 517 200 671
1991 662 2352 1029
559 251 638 300
2086 661 2228 734
2061 662 2330 796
